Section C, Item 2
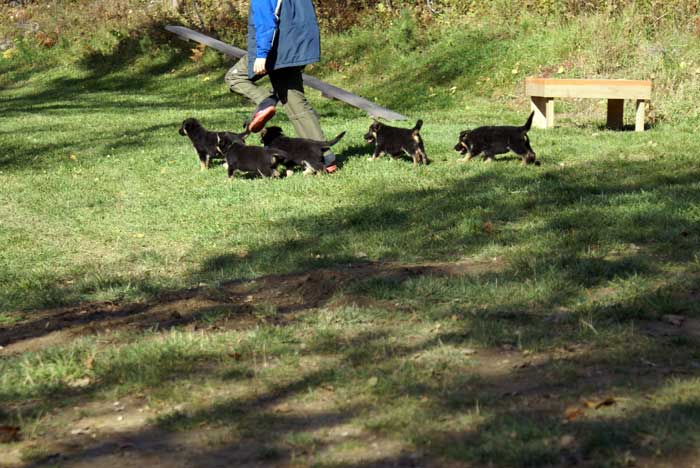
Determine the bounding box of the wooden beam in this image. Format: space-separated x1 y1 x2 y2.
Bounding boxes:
166 25 408 121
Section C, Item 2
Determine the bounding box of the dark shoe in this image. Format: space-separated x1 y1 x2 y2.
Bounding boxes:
245 96 278 133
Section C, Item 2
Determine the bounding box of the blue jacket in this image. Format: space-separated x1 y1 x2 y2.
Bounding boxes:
247 0 321 78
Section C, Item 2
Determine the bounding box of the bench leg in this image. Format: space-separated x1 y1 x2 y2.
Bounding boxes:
606 99 624 130
635 100 647 132
531 96 554 129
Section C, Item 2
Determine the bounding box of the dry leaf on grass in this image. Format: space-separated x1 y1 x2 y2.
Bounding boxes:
559 434 576 448
583 397 617 409
0 425 21 443
662 314 686 327
67 377 92 388
564 407 585 422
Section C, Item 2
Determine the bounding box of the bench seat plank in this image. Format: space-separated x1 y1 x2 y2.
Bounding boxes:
526 78 652 100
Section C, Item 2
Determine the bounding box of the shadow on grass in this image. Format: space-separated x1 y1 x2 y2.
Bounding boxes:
12 279 700 466
3 153 700 465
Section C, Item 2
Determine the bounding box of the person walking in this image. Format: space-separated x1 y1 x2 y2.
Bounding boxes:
224 0 337 172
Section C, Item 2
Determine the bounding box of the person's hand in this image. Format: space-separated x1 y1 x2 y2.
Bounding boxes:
253 58 267 75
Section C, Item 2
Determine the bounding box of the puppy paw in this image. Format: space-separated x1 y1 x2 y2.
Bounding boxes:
286 170 294 177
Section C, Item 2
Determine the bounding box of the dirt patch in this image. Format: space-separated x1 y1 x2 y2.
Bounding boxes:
0 258 504 356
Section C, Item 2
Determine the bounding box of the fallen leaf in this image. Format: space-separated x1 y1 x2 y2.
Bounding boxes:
583 396 616 409
483 221 494 234
367 376 378 387
68 377 91 388
559 434 576 448
662 314 685 326
564 406 585 422
0 425 21 443
228 352 242 360
85 355 94 370
69 427 91 436
274 403 291 413
557 66 565 74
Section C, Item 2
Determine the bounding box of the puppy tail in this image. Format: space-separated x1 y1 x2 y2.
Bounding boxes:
521 111 535 132
324 131 346 148
413 119 424 132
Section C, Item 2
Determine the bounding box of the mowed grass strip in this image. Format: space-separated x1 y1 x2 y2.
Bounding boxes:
1 40 700 466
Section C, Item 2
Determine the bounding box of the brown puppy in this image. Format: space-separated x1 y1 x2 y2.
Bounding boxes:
179 118 241 170
454 112 539 165
364 119 429 166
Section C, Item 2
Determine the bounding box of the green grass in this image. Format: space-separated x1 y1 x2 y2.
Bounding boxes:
2 14 700 467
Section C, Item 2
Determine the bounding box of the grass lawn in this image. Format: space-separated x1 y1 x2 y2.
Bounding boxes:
1 45 700 467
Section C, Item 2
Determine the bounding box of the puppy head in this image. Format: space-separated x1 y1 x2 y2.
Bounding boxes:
454 130 471 154
523 151 540 166
216 132 247 155
179 118 201 136
364 120 383 143
260 126 284 146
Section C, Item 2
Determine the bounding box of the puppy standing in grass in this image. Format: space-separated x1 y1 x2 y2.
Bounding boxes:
179 118 241 170
364 119 429 166
224 0 338 173
454 112 539 165
260 126 346 175
216 132 288 179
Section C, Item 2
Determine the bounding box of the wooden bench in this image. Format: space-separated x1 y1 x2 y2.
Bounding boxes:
525 78 652 132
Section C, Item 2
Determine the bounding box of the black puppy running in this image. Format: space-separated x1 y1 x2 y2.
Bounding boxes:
179 118 242 170
217 132 289 179
260 126 346 175
364 119 429 166
454 112 539 165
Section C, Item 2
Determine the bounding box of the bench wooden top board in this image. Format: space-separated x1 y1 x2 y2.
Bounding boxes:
526 78 652 100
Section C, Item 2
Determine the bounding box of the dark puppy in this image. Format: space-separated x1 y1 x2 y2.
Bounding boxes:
260 126 346 175
364 119 429 166
217 132 288 179
179 118 243 170
454 112 539 165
